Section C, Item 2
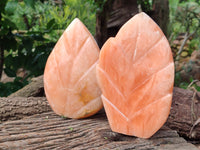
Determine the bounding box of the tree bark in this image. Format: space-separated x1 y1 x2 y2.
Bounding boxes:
0 111 198 150
95 0 170 47
95 0 138 48
107 0 138 37
95 0 115 48
0 46 3 80
0 0 8 80
0 10 3 80
0 97 51 122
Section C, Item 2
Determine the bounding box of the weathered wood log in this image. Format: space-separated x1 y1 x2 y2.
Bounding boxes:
0 97 51 122
166 87 200 140
1 86 200 140
0 111 198 150
8 75 44 97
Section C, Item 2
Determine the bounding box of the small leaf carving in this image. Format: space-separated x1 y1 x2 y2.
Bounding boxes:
44 18 102 119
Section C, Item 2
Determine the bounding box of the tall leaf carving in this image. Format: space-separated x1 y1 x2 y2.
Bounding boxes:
96 12 174 138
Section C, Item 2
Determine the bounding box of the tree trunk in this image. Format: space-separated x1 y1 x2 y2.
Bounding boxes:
95 0 170 48
95 10 107 48
107 0 138 37
0 46 3 80
0 10 3 80
95 0 138 48
0 0 8 80
151 0 169 37
0 111 198 149
95 0 114 48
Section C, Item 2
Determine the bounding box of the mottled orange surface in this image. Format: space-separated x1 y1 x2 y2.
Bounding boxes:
44 18 102 119
96 12 174 138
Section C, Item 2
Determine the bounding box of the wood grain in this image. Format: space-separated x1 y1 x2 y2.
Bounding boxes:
0 97 50 122
166 87 200 140
0 111 198 150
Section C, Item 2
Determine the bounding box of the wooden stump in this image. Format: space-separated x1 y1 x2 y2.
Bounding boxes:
166 87 200 140
0 111 198 150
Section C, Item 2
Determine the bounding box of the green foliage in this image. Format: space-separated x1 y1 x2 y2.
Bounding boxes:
86 0 107 13
176 2 200 32
63 0 96 34
174 71 189 89
169 0 200 49
175 72 200 91
179 80 200 91
169 0 200 91
2 1 56 79
137 0 153 13
169 0 179 21
0 77 28 97
0 0 8 14
0 0 96 97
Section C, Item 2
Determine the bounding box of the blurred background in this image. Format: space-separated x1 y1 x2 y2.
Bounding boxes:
0 0 199 97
